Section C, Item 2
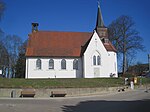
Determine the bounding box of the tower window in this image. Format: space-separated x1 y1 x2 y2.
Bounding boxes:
102 32 106 36
104 38 109 43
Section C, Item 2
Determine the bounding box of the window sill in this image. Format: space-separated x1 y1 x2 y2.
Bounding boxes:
72 69 78 71
34 69 43 71
47 69 55 71
59 69 67 71
93 65 101 67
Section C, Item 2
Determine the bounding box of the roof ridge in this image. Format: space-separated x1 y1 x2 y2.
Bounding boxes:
37 30 92 33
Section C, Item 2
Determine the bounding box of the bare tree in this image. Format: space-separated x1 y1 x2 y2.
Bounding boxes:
0 0 7 77
3 35 22 78
0 41 9 76
108 15 144 75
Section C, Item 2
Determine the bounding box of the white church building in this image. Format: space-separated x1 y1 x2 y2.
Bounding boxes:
25 5 118 79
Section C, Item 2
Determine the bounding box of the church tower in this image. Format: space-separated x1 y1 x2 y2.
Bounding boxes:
95 2 109 43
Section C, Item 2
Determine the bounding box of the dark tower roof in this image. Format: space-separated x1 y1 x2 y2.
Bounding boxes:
95 3 105 29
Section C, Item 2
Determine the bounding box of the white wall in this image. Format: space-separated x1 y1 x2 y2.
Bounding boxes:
26 58 82 79
83 31 118 78
0 70 2 75
25 31 118 79
107 52 118 77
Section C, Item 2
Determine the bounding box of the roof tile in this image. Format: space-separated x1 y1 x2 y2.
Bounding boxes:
26 31 116 57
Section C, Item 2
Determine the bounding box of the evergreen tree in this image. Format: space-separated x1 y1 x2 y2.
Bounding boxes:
15 41 27 78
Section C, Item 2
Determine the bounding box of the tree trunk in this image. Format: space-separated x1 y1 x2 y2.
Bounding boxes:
122 51 127 75
7 67 10 78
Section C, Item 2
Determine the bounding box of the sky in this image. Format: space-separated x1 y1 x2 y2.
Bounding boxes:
0 0 150 64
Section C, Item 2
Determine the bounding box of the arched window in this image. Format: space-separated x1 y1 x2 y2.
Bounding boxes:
49 59 54 69
73 59 78 70
61 59 66 69
93 55 96 65
97 55 101 65
36 59 41 69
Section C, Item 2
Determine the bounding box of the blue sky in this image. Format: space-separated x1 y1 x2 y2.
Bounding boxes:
0 0 150 64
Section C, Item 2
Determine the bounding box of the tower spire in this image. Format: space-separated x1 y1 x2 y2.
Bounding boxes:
96 0 105 28
95 1 108 39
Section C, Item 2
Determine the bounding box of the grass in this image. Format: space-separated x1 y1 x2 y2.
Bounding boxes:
0 77 149 89
0 78 124 88
139 78 150 85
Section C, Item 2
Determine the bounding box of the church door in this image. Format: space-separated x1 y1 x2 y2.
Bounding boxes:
94 68 100 77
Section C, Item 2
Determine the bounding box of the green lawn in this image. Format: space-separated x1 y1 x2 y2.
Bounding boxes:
0 78 149 88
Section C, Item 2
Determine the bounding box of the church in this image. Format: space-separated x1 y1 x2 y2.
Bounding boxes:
25 5 118 78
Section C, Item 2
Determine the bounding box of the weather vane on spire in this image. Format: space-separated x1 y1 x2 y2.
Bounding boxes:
97 0 100 8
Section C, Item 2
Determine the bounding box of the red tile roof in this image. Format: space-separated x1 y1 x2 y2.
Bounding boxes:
104 42 117 52
26 31 116 57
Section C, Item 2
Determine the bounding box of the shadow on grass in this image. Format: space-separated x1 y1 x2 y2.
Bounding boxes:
62 99 150 112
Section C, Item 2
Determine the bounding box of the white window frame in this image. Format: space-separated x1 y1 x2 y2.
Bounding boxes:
49 59 54 69
36 59 41 70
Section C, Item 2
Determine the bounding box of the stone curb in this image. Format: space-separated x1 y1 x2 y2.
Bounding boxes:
0 86 132 98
